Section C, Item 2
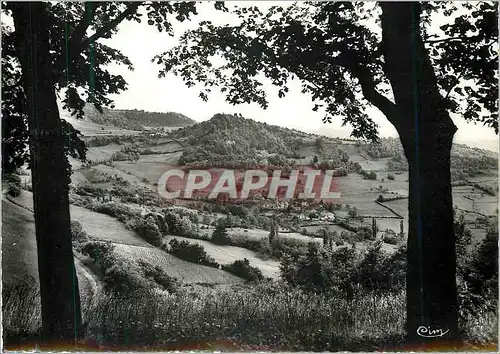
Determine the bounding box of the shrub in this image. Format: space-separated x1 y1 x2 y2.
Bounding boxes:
138 260 179 293
103 262 150 294
280 243 358 296
356 227 375 241
134 216 163 246
211 224 231 245
81 241 117 270
168 239 219 268
4 174 21 197
383 234 399 245
71 220 90 244
387 173 395 181
222 259 264 282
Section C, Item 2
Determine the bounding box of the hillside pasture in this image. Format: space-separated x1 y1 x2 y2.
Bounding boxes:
164 235 281 279
137 151 184 164
144 140 183 153
226 227 323 245
300 224 351 235
87 144 124 162
452 186 498 215
2 199 97 297
90 164 148 187
70 170 90 185
113 160 178 186
61 112 140 137
113 243 244 285
356 157 391 172
10 191 150 247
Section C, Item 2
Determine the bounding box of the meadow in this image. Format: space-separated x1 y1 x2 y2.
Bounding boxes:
113 243 243 284
164 235 281 279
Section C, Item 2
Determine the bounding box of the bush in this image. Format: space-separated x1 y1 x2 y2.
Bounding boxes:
222 259 264 282
387 173 395 181
383 234 399 245
134 216 163 246
138 260 179 293
368 171 377 180
280 243 358 296
81 241 173 294
71 220 90 244
4 174 21 197
103 262 150 294
168 239 219 268
81 241 117 270
211 224 231 245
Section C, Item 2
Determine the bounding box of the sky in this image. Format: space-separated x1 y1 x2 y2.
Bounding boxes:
100 2 497 151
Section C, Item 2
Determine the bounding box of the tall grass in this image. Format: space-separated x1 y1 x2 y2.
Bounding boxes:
84 283 406 350
3 281 497 351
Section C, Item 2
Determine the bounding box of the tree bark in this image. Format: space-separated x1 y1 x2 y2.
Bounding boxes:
380 2 459 345
10 2 82 346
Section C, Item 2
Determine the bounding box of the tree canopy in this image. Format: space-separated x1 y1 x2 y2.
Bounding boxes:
1 1 225 173
154 2 498 139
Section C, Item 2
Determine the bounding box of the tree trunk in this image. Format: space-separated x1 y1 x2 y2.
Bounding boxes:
11 2 82 346
380 3 459 345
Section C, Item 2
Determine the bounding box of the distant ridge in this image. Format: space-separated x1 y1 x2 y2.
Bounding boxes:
83 105 196 130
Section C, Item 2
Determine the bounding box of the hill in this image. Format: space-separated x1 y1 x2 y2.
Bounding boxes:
172 113 347 167
1 199 98 299
366 137 498 179
83 105 196 130
168 114 497 181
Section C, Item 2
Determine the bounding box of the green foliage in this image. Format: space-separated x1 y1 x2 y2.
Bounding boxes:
134 216 163 247
382 234 399 245
137 260 179 293
367 171 377 180
167 238 219 268
156 3 497 140
174 114 316 167
348 206 359 218
280 242 358 296
70 220 90 244
456 214 498 328
81 240 179 294
81 241 117 270
356 226 375 241
222 259 264 282
4 173 21 197
211 223 231 245
280 241 407 296
84 106 194 130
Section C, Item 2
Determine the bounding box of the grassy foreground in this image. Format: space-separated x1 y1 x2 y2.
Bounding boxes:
3 281 497 351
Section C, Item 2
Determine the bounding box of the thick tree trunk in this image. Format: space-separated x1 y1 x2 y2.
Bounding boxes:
11 2 82 345
380 3 459 345
403 126 458 344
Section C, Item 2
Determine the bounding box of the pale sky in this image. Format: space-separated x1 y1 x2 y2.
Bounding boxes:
100 2 498 151
4 2 492 150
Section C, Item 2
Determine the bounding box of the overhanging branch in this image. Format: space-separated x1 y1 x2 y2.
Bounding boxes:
57 2 141 78
332 53 399 127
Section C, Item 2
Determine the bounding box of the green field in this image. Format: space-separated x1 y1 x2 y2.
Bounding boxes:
2 199 97 297
113 243 243 284
165 235 281 279
113 160 179 185
11 191 151 246
137 151 184 164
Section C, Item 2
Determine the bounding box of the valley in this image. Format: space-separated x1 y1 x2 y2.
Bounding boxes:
5 111 498 293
